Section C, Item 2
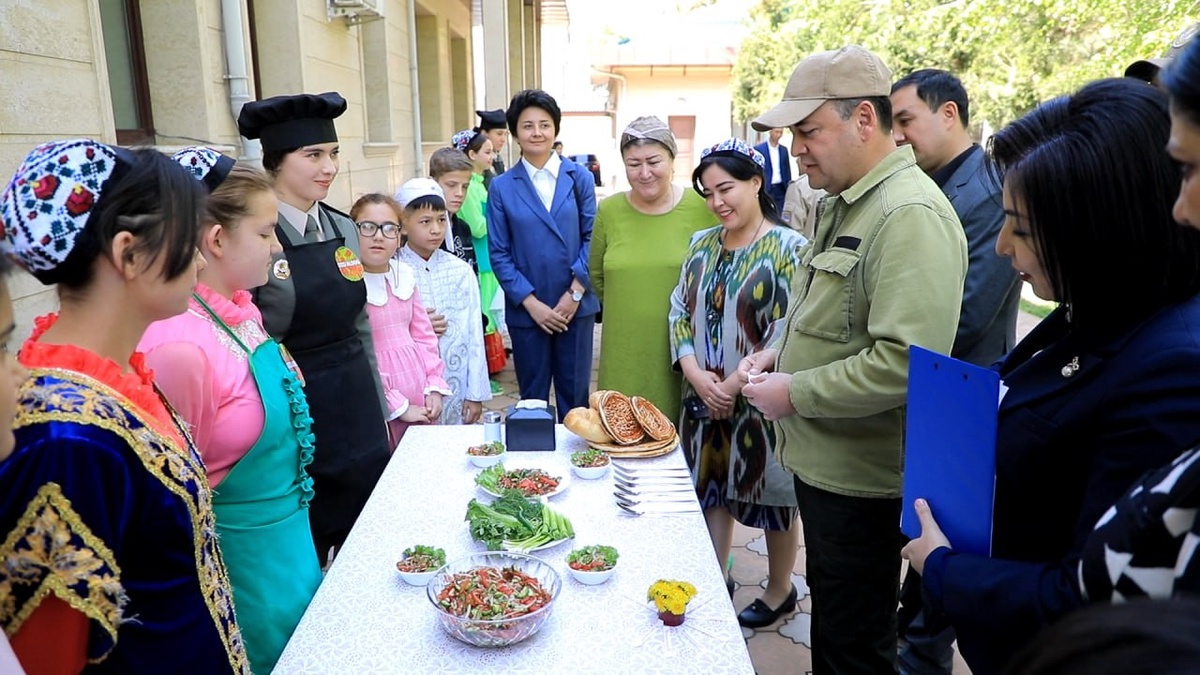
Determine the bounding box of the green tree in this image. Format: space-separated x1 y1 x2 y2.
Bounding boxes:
733 0 1199 130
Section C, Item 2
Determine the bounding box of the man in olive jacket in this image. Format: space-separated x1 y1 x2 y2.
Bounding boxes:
742 46 967 674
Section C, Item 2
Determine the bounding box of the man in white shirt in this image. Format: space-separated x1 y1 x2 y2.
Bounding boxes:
754 128 792 213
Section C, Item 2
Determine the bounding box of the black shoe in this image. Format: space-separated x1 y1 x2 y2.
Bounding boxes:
726 576 735 597
736 584 798 628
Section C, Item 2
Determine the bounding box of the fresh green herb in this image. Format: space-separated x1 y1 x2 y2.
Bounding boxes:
464 493 575 551
566 545 619 571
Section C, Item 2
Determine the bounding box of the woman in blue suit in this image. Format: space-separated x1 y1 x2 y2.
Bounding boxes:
901 78 1200 675
487 89 599 418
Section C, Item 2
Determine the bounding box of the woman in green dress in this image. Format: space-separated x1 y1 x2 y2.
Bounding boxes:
590 116 713 420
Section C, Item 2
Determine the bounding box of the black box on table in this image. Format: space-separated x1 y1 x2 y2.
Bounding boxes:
504 402 556 451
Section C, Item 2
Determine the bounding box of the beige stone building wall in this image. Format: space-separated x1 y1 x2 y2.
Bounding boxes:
0 0 553 341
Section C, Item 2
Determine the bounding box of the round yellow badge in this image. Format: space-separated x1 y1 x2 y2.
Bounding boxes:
334 246 364 282
272 258 291 280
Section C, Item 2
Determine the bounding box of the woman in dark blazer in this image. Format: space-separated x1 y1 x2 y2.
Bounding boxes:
487 89 599 418
902 78 1200 675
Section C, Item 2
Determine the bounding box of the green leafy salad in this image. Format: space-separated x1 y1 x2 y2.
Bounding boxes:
465 493 575 551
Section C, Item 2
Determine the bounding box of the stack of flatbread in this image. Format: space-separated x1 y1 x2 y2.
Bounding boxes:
564 391 678 458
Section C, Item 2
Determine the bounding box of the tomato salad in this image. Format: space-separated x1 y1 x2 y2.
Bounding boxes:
570 448 609 468
467 441 505 456
476 464 562 497
436 565 552 621
566 545 619 572
397 545 446 573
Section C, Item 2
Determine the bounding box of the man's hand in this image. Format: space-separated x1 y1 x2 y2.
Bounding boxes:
741 372 796 421
426 308 448 336
462 400 483 424
900 499 952 575
738 348 779 378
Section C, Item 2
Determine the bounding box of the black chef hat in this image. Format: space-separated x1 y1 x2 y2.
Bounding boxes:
476 109 507 131
237 92 347 153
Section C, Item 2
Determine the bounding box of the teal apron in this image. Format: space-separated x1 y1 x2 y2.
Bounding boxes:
196 294 323 674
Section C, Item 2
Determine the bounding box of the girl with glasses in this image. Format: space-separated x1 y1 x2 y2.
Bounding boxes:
351 190 451 446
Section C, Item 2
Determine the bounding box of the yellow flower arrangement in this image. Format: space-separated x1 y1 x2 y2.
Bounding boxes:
647 579 697 615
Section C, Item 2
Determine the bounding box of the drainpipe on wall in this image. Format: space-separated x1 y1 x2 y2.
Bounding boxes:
408 0 424 177
221 0 260 163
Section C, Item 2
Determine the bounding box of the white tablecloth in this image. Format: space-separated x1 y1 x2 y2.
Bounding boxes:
273 425 755 674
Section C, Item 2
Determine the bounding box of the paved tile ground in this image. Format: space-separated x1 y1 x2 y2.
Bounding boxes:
482 313 1042 674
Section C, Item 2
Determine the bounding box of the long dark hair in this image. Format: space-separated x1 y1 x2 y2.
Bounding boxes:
988 77 1200 333
691 153 782 225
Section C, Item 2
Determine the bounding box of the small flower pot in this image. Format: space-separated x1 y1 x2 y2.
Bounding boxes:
658 609 686 626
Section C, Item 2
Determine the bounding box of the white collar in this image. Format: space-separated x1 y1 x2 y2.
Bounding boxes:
363 259 416 306
521 151 561 180
277 200 321 237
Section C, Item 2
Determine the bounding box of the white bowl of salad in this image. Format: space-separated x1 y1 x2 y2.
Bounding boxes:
396 545 447 586
427 552 560 647
570 449 610 480
467 441 506 468
565 545 619 585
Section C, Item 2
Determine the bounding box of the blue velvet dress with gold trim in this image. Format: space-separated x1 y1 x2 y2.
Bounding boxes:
0 315 248 673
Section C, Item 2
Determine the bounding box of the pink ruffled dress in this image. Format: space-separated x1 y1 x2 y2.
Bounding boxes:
364 260 451 446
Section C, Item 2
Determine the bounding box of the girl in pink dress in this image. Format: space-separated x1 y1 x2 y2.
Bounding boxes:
350 192 451 446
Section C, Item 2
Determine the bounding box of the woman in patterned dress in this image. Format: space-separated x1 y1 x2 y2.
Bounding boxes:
0 140 247 673
669 138 807 628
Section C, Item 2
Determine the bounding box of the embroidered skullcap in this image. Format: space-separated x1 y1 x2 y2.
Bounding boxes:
620 116 678 158
451 129 480 152
700 138 766 169
171 146 236 192
395 177 446 209
476 109 507 131
236 92 346 153
0 138 134 280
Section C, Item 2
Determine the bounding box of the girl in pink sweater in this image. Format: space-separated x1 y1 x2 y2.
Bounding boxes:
350 191 450 446
139 148 322 674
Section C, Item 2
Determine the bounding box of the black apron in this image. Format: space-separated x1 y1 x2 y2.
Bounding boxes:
275 214 390 555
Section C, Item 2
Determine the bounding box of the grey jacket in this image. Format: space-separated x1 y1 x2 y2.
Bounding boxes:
943 147 1021 367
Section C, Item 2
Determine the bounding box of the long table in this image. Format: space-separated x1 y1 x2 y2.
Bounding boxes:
273 425 756 674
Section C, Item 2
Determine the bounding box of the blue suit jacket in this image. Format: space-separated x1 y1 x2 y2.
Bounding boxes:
942 147 1021 366
753 141 791 186
923 295 1200 675
487 156 600 328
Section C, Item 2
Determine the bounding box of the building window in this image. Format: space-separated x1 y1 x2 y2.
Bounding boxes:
98 0 154 145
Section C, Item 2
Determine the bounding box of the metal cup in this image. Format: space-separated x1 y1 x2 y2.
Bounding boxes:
483 411 502 443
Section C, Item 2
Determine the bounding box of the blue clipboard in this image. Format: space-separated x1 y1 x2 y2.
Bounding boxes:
901 346 999 557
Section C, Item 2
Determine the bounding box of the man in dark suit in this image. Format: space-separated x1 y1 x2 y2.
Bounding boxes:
890 68 1022 675
753 128 791 213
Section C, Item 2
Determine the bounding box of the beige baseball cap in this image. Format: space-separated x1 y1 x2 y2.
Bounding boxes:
751 45 893 132
1125 23 1200 82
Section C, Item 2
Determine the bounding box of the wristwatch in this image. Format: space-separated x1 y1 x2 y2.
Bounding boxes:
571 288 584 302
